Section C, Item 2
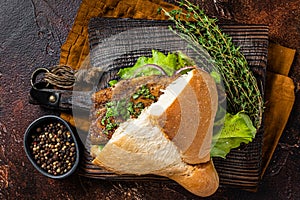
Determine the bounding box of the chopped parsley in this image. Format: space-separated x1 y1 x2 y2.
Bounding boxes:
132 85 156 100
101 85 156 134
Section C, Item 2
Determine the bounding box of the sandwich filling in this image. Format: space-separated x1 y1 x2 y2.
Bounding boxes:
89 75 177 144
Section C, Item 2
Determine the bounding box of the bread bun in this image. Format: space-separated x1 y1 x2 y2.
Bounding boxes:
91 68 219 197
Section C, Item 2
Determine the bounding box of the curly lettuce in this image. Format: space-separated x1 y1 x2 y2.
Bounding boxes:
118 50 195 78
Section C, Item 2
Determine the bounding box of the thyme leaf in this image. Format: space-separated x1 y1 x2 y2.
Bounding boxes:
162 0 263 128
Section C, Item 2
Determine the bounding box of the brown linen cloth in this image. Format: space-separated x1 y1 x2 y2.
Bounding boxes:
59 0 296 178
261 43 296 177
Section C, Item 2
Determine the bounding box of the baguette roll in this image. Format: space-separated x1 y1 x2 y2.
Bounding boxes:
91 68 219 197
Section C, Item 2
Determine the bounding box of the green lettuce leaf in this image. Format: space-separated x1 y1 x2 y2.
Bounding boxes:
117 50 195 79
211 111 256 158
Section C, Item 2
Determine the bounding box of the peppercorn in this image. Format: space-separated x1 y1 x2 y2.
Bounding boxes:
29 122 77 176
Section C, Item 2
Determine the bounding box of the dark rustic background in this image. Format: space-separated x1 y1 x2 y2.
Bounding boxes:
0 0 299 199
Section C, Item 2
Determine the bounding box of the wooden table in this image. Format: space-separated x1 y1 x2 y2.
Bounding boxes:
1 0 299 199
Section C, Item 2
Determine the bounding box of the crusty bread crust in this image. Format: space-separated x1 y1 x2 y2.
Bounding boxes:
158 98 181 140
166 160 219 197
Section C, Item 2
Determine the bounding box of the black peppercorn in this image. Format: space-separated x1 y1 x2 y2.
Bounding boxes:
29 122 77 176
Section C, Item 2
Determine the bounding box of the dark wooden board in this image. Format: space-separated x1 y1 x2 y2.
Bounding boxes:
78 17 268 191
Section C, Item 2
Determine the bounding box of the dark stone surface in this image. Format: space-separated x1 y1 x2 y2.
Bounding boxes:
0 0 299 199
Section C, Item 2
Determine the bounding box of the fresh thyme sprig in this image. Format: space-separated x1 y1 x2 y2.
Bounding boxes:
161 0 263 128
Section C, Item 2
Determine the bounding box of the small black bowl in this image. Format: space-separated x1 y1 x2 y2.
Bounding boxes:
24 115 80 179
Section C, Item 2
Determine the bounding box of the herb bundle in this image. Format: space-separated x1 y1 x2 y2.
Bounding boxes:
161 0 263 129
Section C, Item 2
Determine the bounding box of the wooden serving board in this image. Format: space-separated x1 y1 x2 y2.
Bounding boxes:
78 17 268 191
